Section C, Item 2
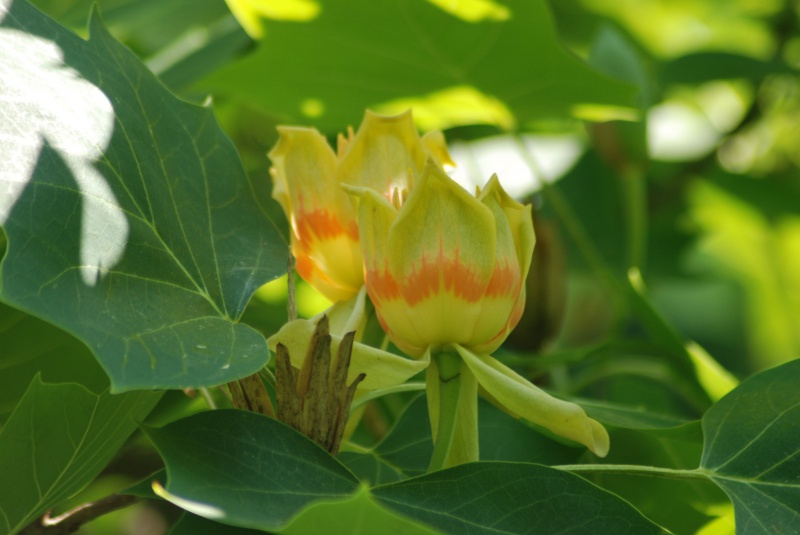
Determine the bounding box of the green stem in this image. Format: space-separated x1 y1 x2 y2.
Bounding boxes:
554 463 708 481
427 349 463 472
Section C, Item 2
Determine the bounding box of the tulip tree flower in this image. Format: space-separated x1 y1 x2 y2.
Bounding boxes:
269 110 453 303
346 162 609 469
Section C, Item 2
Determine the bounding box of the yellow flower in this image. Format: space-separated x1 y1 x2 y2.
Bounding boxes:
349 162 534 357
268 110 452 302
348 162 609 465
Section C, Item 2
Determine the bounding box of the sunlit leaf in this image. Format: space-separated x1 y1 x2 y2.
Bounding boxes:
0 0 285 391
700 359 800 534
205 0 636 131
0 376 161 535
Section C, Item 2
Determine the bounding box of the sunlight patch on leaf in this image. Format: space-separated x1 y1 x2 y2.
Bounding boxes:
374 85 515 131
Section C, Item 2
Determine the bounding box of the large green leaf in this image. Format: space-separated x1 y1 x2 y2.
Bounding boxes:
145 409 360 531
0 0 285 391
0 376 161 535
0 301 108 424
700 359 800 534
373 462 667 534
147 406 665 534
204 0 637 131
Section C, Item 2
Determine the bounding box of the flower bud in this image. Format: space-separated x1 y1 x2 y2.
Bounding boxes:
269 110 452 302
348 162 535 357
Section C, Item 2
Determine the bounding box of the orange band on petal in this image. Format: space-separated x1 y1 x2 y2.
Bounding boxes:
295 208 359 244
485 258 521 298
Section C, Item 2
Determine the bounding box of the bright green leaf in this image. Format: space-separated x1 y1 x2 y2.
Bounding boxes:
0 375 161 535
700 359 800 534
372 462 667 534
0 0 286 391
145 409 360 531
280 485 442 535
205 0 637 131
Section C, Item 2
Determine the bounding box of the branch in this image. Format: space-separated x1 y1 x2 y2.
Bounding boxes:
22 494 138 535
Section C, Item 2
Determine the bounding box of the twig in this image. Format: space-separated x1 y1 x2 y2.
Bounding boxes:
22 494 138 534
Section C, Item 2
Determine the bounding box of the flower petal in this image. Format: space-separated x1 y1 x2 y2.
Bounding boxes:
269 126 363 301
456 345 610 457
345 185 428 356
268 318 429 391
386 163 498 352
337 110 428 196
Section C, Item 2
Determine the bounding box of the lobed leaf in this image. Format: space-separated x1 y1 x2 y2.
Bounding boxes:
372 462 667 535
700 358 800 534
204 0 637 131
0 376 161 535
145 409 360 531
0 0 285 391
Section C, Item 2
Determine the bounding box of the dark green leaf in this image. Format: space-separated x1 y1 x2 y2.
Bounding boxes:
348 395 582 480
145 409 360 531
661 53 795 85
169 512 265 535
578 397 703 441
0 301 108 424
700 359 800 534
0 375 161 535
338 451 405 486
373 462 666 534
203 0 636 131
0 0 285 391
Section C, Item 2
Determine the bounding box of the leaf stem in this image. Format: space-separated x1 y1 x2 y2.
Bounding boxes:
427 349 462 472
554 463 708 481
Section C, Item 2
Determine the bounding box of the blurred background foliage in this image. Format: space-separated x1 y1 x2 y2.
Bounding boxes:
20 0 800 532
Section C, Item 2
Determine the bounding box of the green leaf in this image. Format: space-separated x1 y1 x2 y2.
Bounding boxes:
204 0 637 131
0 0 286 391
372 462 666 534
169 512 265 535
700 359 800 534
0 301 108 424
577 397 703 441
0 375 161 535
145 409 360 531
346 395 581 480
280 486 442 535
338 451 405 486
661 53 795 85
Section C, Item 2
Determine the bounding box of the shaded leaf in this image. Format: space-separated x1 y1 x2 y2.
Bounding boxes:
338 451 405 486
347 395 584 480
661 53 795 86
577 397 703 441
372 462 666 534
145 409 359 531
700 359 800 534
0 301 108 424
0 0 285 391
280 485 442 535
204 0 636 131
169 512 264 535
0 376 161 535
